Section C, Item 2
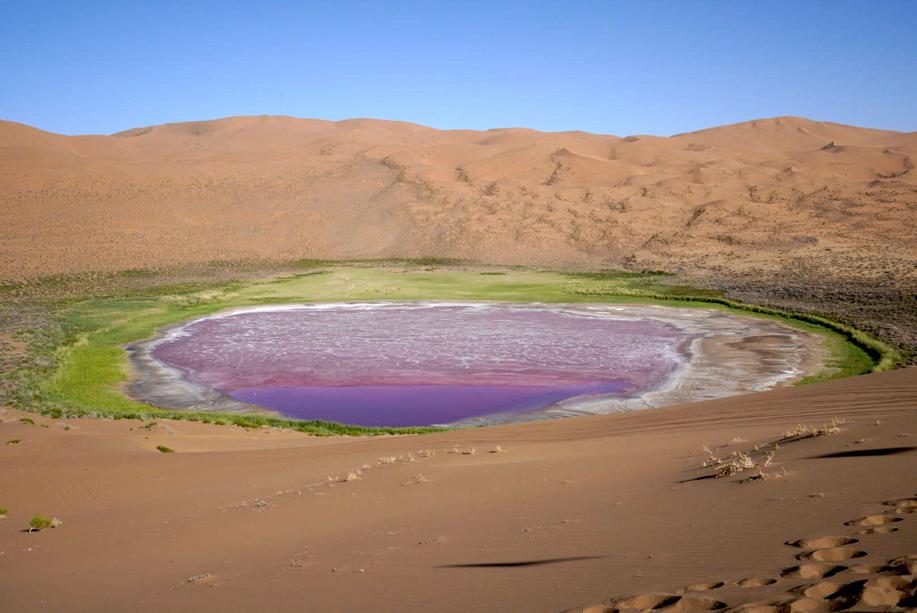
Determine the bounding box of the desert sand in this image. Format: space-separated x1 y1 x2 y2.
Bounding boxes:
1 367 915 612
1 115 915 281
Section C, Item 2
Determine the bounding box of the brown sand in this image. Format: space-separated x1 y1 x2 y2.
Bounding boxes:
1 367 915 612
1 115 915 280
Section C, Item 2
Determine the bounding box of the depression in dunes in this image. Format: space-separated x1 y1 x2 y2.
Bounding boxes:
130 302 824 426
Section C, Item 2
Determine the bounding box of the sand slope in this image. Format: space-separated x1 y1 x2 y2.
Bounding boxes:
1 367 915 611
1 115 915 279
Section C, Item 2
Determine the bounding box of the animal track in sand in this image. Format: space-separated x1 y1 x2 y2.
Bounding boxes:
780 563 845 579
844 513 903 526
734 577 777 588
786 536 857 549
796 547 866 562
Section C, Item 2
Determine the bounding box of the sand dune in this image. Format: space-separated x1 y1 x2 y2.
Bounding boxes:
0 367 915 611
1 115 914 280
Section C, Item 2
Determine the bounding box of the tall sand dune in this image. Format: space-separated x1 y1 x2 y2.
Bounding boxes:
1 115 914 280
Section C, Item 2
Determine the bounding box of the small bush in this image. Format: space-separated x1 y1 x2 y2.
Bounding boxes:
0 507 8 516
716 451 756 477
19 417 35 425
6 439 21 445
781 417 846 442
156 445 174 453
29 515 54 531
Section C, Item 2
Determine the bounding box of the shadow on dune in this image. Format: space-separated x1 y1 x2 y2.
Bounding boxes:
438 555 606 569
808 446 916 459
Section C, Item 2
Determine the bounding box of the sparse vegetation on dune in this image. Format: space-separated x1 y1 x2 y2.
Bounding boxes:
28 515 61 532
697 416 847 483
0 261 900 435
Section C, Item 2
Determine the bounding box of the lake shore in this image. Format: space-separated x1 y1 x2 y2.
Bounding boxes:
126 302 830 426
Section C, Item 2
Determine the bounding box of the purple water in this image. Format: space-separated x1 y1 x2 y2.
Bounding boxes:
151 303 686 426
233 382 629 427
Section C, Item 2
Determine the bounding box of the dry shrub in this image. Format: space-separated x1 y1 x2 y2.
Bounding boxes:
781 417 846 442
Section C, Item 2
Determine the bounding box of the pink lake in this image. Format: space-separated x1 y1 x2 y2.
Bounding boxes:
150 303 687 426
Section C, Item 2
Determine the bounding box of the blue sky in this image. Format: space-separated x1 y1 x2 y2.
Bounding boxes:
1 1 915 135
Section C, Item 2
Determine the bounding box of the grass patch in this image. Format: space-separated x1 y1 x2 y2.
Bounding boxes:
0 262 900 436
29 515 54 532
0 507 8 516
6 439 21 445
156 445 174 453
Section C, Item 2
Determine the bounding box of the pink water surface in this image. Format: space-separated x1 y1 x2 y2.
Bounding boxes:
151 304 686 426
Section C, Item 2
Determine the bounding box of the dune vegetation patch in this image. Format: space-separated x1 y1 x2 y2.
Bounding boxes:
0 260 898 434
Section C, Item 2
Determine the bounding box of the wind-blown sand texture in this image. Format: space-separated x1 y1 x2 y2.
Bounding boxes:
1 115 915 280
1 367 914 611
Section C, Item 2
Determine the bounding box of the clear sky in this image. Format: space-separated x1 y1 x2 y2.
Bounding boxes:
1 1 915 136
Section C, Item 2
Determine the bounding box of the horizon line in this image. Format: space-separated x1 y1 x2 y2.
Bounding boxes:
1 113 910 140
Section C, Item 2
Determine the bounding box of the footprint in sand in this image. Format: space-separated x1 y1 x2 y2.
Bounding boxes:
616 593 679 610
786 536 856 549
883 497 917 514
844 513 902 527
780 563 845 579
679 582 724 593
856 525 898 535
825 578 909 609
730 604 788 613
663 596 727 612
576 497 916 613
799 580 843 599
734 577 777 588
614 593 726 612
788 574 915 610
847 563 883 574
796 546 866 562
868 575 912 590
883 554 917 576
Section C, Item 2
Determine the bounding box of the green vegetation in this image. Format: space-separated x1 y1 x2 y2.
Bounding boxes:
29 515 53 531
0 507 8 516
18 417 34 425
0 261 901 436
6 439 21 445
155 445 174 453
